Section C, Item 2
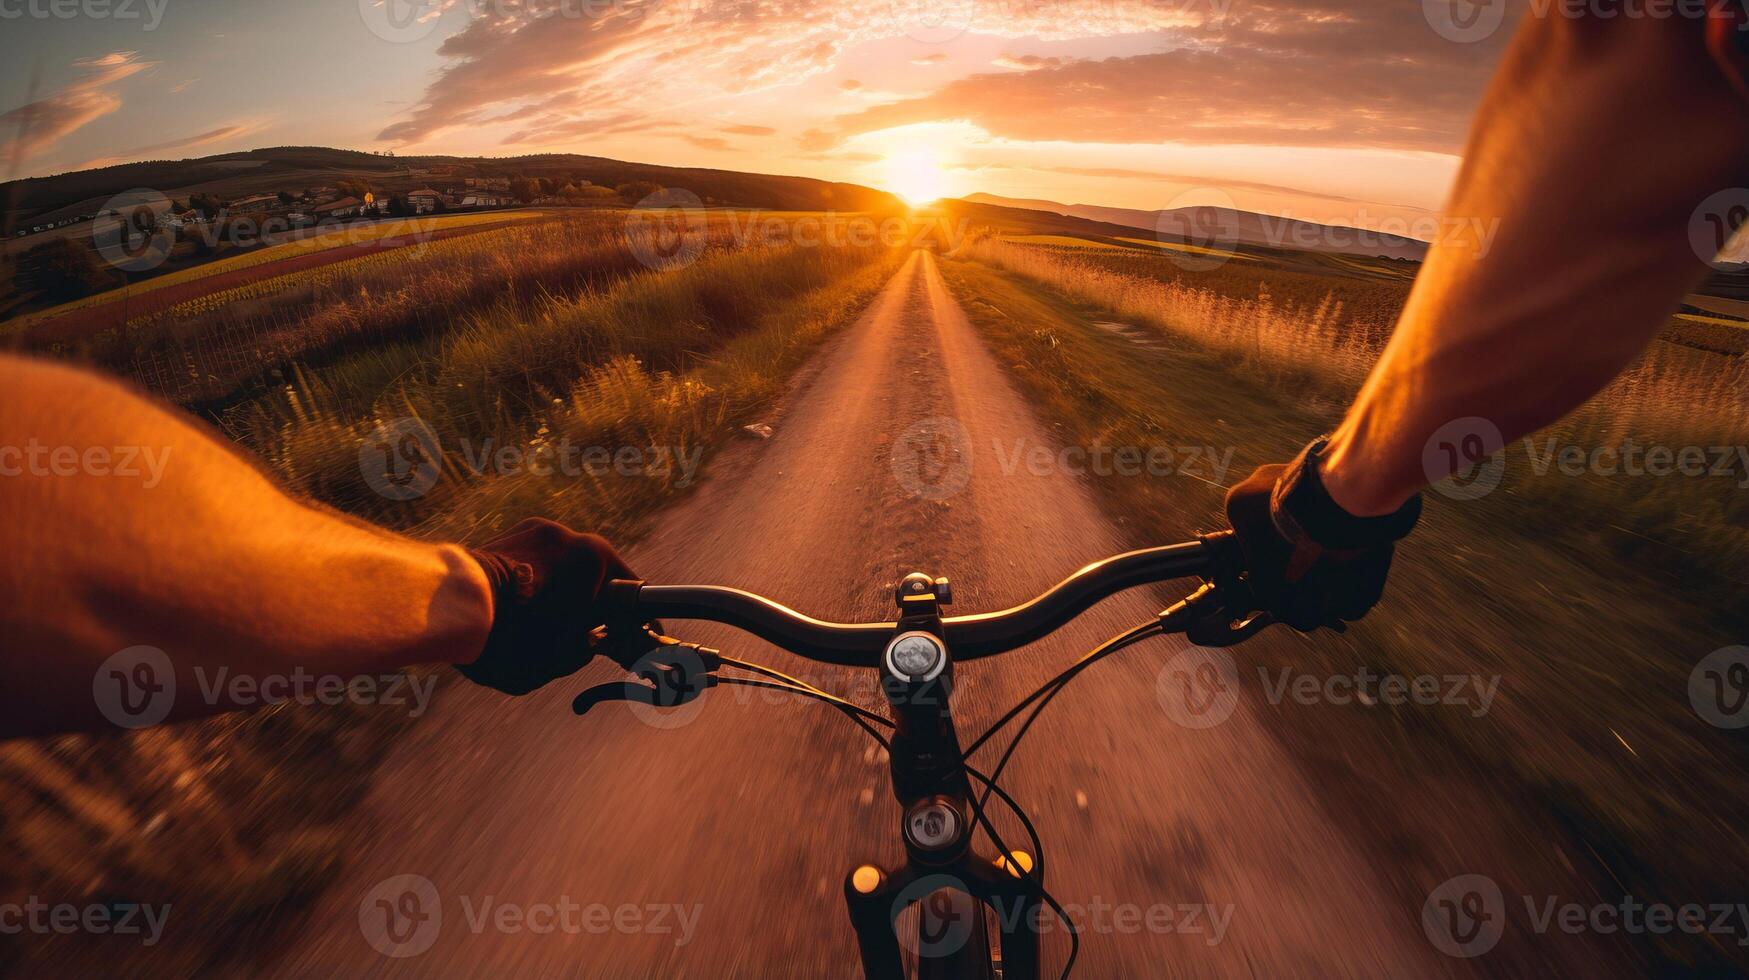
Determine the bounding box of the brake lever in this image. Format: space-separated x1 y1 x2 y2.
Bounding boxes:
1158 531 1272 646
1181 591 1275 647
572 674 722 716
575 622 723 716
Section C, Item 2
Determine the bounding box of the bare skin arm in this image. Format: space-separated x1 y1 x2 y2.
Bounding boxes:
1320 12 1749 515
0 354 493 736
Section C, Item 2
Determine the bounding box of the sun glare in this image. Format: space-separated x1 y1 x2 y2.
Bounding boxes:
883 148 951 206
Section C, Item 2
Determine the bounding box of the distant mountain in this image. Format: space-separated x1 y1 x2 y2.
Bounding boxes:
960 192 1429 261
2 146 904 228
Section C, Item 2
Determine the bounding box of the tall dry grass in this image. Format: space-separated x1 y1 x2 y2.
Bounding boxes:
43 212 772 406
962 235 1749 450
249 238 896 531
960 235 1380 389
962 233 1749 603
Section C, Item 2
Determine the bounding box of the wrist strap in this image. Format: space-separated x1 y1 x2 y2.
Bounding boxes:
1270 437 1421 549
469 549 535 604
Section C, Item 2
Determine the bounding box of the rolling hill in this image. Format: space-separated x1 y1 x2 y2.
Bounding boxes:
1 146 905 229
960 192 1430 261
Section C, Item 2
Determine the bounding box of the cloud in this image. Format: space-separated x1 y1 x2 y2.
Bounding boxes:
501 111 670 145
830 2 1510 154
795 150 882 163
797 128 836 153
1035 165 1402 205
0 52 153 165
721 124 775 136
379 2 659 145
962 162 1429 210
377 0 1196 148
840 78 862 91
680 134 730 151
170 78 199 95
991 54 1063 70
911 53 948 66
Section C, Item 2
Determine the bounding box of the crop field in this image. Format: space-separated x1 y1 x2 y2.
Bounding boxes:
9 210 550 336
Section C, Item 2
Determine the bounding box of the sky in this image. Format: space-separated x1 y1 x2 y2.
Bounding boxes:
0 0 1519 229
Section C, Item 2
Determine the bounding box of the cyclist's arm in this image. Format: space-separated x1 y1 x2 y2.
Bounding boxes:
1320 12 1749 515
0 354 493 736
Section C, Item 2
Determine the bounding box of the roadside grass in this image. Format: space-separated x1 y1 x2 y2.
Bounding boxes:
249 238 901 532
0 237 904 975
963 234 1749 597
938 255 1749 973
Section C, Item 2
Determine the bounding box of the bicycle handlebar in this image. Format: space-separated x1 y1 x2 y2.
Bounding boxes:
614 537 1222 667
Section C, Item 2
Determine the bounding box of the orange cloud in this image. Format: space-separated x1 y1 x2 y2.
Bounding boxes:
833 3 1508 153
0 52 154 165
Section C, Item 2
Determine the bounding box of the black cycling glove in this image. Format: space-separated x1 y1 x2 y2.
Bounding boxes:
458 518 636 695
1224 437 1421 632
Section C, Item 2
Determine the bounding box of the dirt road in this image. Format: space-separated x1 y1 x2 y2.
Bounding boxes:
263 250 1454 977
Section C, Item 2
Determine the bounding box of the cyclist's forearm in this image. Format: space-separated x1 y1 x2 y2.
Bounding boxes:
0 355 492 735
1320 12 1749 515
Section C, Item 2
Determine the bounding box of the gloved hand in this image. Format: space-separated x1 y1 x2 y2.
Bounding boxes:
458 518 637 694
1223 437 1421 632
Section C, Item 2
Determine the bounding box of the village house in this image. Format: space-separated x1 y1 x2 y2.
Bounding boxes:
312 196 363 219
228 194 280 214
406 189 443 214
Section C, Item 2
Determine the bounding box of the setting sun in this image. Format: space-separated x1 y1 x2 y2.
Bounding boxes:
882 148 952 206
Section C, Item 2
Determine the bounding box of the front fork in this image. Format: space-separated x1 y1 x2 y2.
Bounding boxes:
844 855 1041 980
841 572 1042 980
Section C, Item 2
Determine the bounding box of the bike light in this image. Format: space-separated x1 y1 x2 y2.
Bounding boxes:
884 631 946 683
851 865 884 895
903 798 963 854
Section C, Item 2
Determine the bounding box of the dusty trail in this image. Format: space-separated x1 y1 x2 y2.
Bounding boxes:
263 250 1453 978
